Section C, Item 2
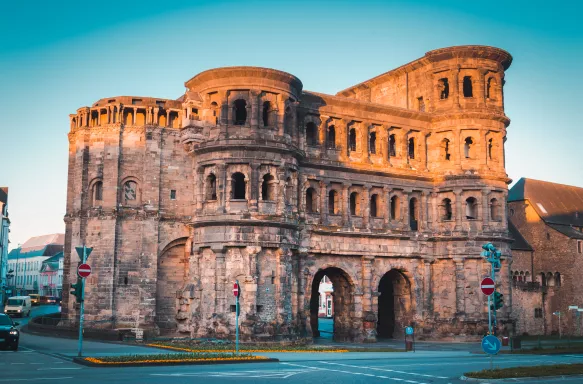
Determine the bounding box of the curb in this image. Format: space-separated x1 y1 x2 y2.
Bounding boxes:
72 356 279 368
460 374 583 382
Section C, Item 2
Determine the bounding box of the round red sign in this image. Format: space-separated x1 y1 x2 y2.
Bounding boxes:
233 282 240 298
78 263 92 278
481 277 495 296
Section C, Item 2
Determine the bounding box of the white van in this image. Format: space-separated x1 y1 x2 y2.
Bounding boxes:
4 296 32 318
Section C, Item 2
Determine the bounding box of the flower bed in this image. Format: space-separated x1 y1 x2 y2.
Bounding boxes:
74 352 276 367
464 363 583 379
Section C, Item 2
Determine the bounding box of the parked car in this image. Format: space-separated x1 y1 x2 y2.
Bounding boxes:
0 313 19 351
45 296 58 305
29 294 41 306
3 296 31 318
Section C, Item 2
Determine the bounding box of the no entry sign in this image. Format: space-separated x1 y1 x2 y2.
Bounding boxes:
233 282 240 298
77 263 92 278
481 277 495 296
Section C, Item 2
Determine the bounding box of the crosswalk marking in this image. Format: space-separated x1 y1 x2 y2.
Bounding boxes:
320 361 449 379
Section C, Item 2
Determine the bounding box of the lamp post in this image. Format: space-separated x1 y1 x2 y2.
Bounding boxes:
553 311 562 338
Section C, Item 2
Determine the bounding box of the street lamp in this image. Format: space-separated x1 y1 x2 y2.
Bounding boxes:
553 311 562 339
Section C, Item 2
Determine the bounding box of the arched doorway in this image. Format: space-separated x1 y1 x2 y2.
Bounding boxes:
377 269 412 339
309 267 354 341
155 239 187 335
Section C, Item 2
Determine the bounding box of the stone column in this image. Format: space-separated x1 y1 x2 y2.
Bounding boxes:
241 246 260 338
363 184 371 229
361 255 376 342
195 166 204 213
276 166 286 215
454 189 463 231
383 186 391 229
402 132 410 166
423 133 430 171
343 120 351 159
453 65 461 110
249 163 260 212
250 90 260 129
454 257 465 317
362 124 370 162
454 130 462 170
153 107 159 125
215 248 227 314
423 258 433 317
478 69 487 107
165 110 170 127
83 109 89 127
319 116 328 147
430 191 438 230
402 190 410 229
420 191 428 231
218 164 227 213
276 95 286 136
341 183 350 226
319 180 328 224
106 107 111 124
482 188 491 230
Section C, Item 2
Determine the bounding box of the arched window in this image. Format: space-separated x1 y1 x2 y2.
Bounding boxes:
233 99 247 125
349 128 357 152
409 198 418 231
442 138 451 160
370 194 379 218
519 271 524 282
262 101 270 127
390 195 400 220
525 271 531 282
490 198 499 221
306 122 317 146
488 138 493 160
231 172 246 199
463 76 473 97
306 187 317 213
350 192 360 216
369 132 377 154
540 272 547 286
285 177 293 204
442 198 452 221
210 101 219 124
486 77 496 99
261 174 275 201
439 78 449 99
388 134 396 157
206 174 217 200
464 137 474 158
408 138 415 159
547 272 554 287
512 272 518 282
328 189 339 214
123 180 138 204
92 181 103 206
554 272 561 287
327 125 336 149
466 197 478 219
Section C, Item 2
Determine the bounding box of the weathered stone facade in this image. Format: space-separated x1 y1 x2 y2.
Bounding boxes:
63 45 514 341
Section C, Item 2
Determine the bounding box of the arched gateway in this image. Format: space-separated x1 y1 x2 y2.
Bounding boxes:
377 269 412 339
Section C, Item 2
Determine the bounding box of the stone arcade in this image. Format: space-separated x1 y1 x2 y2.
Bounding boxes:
63 45 514 341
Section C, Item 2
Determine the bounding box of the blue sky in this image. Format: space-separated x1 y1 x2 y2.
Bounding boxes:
1 0 582 248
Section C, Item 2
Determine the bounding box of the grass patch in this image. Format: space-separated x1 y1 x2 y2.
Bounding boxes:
84 352 268 365
465 363 583 379
504 346 583 355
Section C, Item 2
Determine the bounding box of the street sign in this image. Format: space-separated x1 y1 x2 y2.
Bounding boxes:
77 264 92 278
405 326 414 335
75 246 93 261
482 335 501 355
233 282 240 298
481 277 495 296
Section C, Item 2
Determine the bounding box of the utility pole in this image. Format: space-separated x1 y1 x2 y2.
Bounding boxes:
72 245 92 357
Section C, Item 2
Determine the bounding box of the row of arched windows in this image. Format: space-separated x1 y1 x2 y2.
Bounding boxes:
228 99 279 127
204 172 281 201
91 179 139 206
437 75 498 102
512 271 562 288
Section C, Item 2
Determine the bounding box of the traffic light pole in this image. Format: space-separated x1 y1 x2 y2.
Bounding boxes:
77 246 87 357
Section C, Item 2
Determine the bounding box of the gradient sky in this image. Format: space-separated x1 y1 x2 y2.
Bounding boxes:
1 0 581 249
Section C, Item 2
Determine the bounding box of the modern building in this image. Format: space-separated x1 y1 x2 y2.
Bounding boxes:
63 45 514 341
7 234 64 296
318 276 334 318
39 252 64 297
509 178 583 335
0 188 9 304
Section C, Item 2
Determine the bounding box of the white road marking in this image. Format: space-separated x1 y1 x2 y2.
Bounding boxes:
150 369 310 379
320 361 449 379
37 368 81 371
281 362 429 383
11 363 25 365
0 378 73 382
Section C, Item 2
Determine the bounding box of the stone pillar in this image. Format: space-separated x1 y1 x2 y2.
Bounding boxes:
454 189 463 231
218 164 227 213
478 69 487 107
422 133 430 171
165 110 170 127
402 190 410 228
454 257 465 317
319 116 328 147
215 248 227 314
383 186 391 228
482 188 491 230
341 183 350 226
363 184 371 229
131 107 136 125
453 65 461 110
319 180 328 224
276 95 285 136
430 191 438 230
402 132 410 166
250 90 260 129
420 191 428 231
249 163 260 212
361 255 376 342
195 166 204 213
106 107 111 124
362 124 370 162
153 107 159 125
423 258 433 317
276 166 286 215
343 120 351 159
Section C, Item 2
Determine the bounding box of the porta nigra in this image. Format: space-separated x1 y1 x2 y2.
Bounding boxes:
63 45 514 341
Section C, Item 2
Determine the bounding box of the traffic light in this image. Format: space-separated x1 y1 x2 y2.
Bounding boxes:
482 243 496 252
490 291 504 311
70 280 84 302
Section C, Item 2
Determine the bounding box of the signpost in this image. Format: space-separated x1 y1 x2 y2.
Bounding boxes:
482 335 501 355
480 243 504 369
404 326 415 352
481 277 495 333
74 245 92 357
553 311 562 338
233 281 240 354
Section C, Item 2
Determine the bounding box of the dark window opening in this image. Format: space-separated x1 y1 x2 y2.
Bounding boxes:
156 100 165 107
534 308 543 318
124 276 128 285
170 190 176 200
389 134 396 157
408 138 415 159
256 305 263 313
390 195 400 220
554 272 561 287
417 97 425 112
463 76 473 97
146 132 153 140
370 194 379 218
327 125 336 149
486 77 495 99
233 99 247 125
443 138 451 160
439 78 449 99
442 198 452 221
93 181 103 203
409 198 418 231
306 122 317 146
284 106 292 134
131 98 142 105
328 190 338 214
230 305 237 312
206 174 217 200
232 172 246 199
490 198 499 221
466 197 478 219
464 137 474 158
262 101 270 127
261 174 275 201
578 240 583 254
123 181 137 202
306 187 317 213
350 192 359 216
349 129 357 152
488 138 493 160
369 132 377 154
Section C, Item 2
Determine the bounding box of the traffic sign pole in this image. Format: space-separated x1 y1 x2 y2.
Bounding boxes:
233 280 240 355
78 246 87 357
